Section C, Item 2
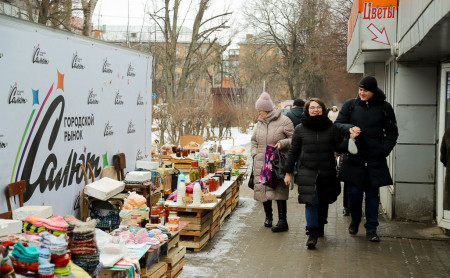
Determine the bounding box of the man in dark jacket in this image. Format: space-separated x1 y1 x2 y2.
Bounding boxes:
334 76 398 242
286 99 305 127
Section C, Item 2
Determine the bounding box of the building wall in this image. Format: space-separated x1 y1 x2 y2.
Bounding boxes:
392 64 437 220
397 0 450 58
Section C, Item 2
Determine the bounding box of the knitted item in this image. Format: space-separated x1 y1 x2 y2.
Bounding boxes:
45 229 67 237
51 253 71 268
54 263 71 276
12 260 39 271
23 222 47 233
39 274 55 278
25 214 46 227
72 219 96 234
43 216 69 232
38 257 55 275
11 241 40 263
40 232 68 256
35 245 50 259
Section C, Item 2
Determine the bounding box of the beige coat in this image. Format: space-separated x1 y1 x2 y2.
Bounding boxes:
251 109 294 202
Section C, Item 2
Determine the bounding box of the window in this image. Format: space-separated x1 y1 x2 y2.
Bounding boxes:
184 44 190 54
176 47 180 55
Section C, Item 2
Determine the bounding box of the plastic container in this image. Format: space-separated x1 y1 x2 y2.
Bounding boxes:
168 224 179 231
192 181 201 206
168 215 180 225
176 172 186 206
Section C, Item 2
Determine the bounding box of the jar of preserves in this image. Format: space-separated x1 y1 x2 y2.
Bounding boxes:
182 148 189 157
189 161 200 182
150 215 159 224
151 206 159 216
169 205 178 215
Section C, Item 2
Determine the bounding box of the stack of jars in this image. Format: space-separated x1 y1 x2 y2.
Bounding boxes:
167 204 180 231
130 207 150 227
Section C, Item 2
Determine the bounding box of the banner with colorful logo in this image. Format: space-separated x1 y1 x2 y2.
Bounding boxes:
0 16 152 216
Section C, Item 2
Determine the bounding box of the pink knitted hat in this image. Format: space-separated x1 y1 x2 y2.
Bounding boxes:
25 214 46 227
43 216 69 231
255 92 274 112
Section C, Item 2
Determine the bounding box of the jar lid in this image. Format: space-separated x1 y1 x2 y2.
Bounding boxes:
139 208 146 211
169 211 177 215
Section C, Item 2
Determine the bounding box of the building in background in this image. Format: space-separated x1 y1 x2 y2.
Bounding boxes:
347 0 450 230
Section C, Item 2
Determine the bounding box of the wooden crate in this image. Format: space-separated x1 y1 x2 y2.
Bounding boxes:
209 218 220 239
142 261 168 278
166 258 185 278
179 210 212 232
180 232 210 251
160 246 186 266
160 234 180 256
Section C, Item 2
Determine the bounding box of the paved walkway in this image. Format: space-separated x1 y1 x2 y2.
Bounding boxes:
180 182 450 278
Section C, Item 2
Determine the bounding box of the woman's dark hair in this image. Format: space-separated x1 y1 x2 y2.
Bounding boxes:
304 98 327 115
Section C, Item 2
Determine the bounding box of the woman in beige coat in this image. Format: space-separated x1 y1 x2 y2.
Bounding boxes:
251 92 294 232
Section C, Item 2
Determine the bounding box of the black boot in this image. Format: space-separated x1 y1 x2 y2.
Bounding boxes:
318 225 324 237
271 200 288 232
263 201 273 227
306 227 319 249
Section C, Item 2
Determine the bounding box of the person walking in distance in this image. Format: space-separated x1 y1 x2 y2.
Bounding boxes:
334 76 398 242
251 92 294 232
284 98 356 249
286 98 305 127
327 106 339 123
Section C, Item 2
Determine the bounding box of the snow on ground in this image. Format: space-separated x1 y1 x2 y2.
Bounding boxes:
202 127 253 155
180 197 258 277
178 127 256 278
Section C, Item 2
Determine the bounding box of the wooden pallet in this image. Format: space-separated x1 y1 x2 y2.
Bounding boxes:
180 232 210 251
142 261 168 278
165 258 185 278
160 246 186 265
178 211 212 233
210 219 220 239
161 234 180 256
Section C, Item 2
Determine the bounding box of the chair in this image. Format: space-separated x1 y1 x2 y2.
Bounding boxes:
5 180 26 214
0 211 12 219
80 163 124 222
101 166 119 180
113 153 126 181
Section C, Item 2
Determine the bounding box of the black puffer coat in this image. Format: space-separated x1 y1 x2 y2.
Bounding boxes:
334 89 398 187
284 114 348 206
286 106 304 127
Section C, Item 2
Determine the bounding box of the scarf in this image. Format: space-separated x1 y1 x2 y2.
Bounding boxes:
301 114 332 131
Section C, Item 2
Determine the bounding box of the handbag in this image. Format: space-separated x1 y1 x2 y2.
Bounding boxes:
248 160 255 190
272 148 287 181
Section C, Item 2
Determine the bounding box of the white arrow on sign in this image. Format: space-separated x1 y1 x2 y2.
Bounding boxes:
367 23 390 45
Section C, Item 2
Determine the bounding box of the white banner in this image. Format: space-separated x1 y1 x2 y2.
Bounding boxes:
0 16 152 216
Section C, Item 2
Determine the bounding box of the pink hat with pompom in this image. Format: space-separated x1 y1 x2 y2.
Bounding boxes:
255 92 274 112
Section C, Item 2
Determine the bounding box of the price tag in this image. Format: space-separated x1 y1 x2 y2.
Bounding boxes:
202 195 218 203
183 196 193 205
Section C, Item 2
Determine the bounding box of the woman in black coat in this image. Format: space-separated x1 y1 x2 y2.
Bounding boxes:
284 98 357 249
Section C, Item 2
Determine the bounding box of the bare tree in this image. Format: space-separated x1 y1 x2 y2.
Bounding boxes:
244 0 331 100
20 0 97 36
148 0 233 101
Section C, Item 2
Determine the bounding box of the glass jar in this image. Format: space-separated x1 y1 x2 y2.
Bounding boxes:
190 168 199 182
182 148 189 157
171 145 177 154
176 145 181 157
150 215 159 224
169 205 178 215
151 206 159 216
